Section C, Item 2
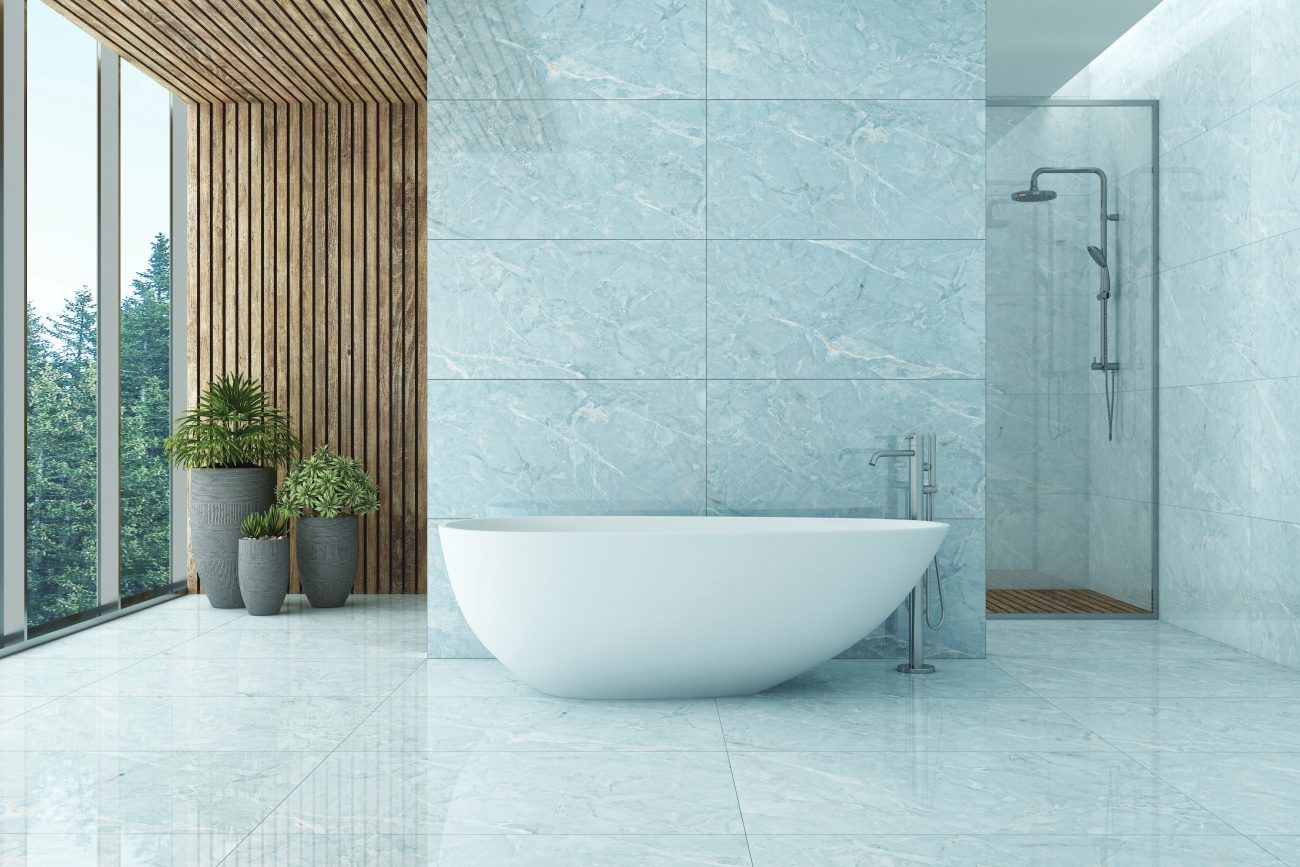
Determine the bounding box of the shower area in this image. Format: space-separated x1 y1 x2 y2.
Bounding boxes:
986 100 1158 616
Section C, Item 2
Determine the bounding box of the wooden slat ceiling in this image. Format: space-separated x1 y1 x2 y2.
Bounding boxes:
42 0 426 104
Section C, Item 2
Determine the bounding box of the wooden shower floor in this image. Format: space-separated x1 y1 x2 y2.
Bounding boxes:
987 588 1149 615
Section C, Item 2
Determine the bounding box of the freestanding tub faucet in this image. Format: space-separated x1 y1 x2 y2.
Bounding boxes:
859 434 937 675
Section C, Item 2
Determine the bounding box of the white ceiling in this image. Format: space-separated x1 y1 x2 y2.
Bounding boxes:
987 0 1164 97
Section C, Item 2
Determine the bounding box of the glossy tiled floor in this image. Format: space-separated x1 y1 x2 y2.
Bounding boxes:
2 597 1300 865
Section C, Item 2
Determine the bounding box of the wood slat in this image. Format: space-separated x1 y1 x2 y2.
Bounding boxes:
987 589 1149 615
48 0 423 103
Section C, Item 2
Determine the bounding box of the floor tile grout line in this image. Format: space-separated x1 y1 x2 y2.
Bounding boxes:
213 641 429 865
714 698 756 867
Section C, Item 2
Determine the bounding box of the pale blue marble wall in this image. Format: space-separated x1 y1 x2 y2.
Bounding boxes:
427 0 987 659
1077 0 1300 668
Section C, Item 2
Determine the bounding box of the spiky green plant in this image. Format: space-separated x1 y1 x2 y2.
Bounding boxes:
276 446 379 519
163 374 301 469
240 507 292 540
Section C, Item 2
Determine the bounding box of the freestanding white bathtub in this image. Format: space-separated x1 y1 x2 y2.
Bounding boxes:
439 516 949 699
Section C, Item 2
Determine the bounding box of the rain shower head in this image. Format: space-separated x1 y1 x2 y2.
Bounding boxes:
1011 186 1057 203
1087 245 1107 268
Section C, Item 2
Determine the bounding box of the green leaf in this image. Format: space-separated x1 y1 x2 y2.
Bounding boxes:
276 445 380 518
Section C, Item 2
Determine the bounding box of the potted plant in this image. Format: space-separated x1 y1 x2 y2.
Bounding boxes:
237 508 291 615
276 445 379 608
164 374 301 608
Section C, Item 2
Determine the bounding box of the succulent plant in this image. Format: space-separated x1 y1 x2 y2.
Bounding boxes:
240 507 292 540
276 446 379 519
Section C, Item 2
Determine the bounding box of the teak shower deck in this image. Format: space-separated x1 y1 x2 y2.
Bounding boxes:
987 588 1149 615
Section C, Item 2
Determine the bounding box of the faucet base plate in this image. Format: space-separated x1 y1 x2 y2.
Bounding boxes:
896 663 937 675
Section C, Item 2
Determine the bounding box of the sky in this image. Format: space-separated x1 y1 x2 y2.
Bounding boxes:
27 0 171 323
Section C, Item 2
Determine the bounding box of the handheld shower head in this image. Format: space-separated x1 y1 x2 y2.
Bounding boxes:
1011 186 1057 203
1087 245 1107 268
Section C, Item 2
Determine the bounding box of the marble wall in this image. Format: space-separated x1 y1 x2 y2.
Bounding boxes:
427 0 987 659
985 104 1156 610
1063 0 1300 666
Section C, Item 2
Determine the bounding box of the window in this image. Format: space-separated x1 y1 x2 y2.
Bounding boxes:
119 60 173 602
2 1 186 645
25 0 100 629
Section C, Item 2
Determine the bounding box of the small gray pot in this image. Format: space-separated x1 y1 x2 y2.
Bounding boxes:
191 467 276 608
237 537 289 616
296 515 358 608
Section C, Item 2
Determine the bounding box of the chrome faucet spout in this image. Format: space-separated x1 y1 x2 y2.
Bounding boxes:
867 448 916 467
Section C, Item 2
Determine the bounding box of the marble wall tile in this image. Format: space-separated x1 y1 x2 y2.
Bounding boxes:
427 100 705 240
1252 377 1300 525
1250 228 1300 380
428 240 705 379
1253 0 1300 105
1089 389 1154 503
1153 0 1250 154
1250 81 1300 241
986 294 1093 396
427 380 705 517
1159 383 1252 515
705 0 984 99
427 520 490 659
987 493 1091 590
985 194 1099 296
707 240 984 379
987 393 1090 497
1159 112 1250 270
1159 505 1252 650
841 519 986 659
1093 274 1155 396
706 379 984 520
428 0 705 99
706 99 984 240
1114 166 1157 284
1088 496 1154 609
1160 248 1256 387
1249 517 1300 669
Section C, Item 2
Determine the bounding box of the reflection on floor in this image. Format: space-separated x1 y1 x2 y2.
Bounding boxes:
987 588 1150 615
1 596 1299 865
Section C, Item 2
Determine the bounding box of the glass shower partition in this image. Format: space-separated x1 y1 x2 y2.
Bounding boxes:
985 99 1158 616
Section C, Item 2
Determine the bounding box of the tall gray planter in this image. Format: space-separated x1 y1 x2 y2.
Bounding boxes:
190 467 275 608
296 515 358 608
238 537 289 615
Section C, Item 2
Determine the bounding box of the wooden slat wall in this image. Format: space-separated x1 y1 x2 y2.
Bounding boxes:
189 102 427 595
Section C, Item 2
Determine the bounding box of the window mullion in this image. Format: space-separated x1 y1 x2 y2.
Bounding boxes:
97 46 121 613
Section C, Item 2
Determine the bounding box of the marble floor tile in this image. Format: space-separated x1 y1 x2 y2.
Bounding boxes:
0 751 321 835
1129 752 1300 836
991 653 1300 698
1049 697 1300 753
729 750 1233 835
1255 836 1300 866
339 694 725 752
987 619 1248 659
762 659 1037 700
224 834 752 867
69 655 422 698
719 696 1111 752
9 628 198 660
0 695 376 752
162 626 428 660
208 595 431 631
0 833 243 867
747 834 1285 867
262 750 745 836
0 656 143 697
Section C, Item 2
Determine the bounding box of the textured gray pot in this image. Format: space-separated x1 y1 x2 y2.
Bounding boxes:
296 515 358 608
190 467 276 608
237 537 289 615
